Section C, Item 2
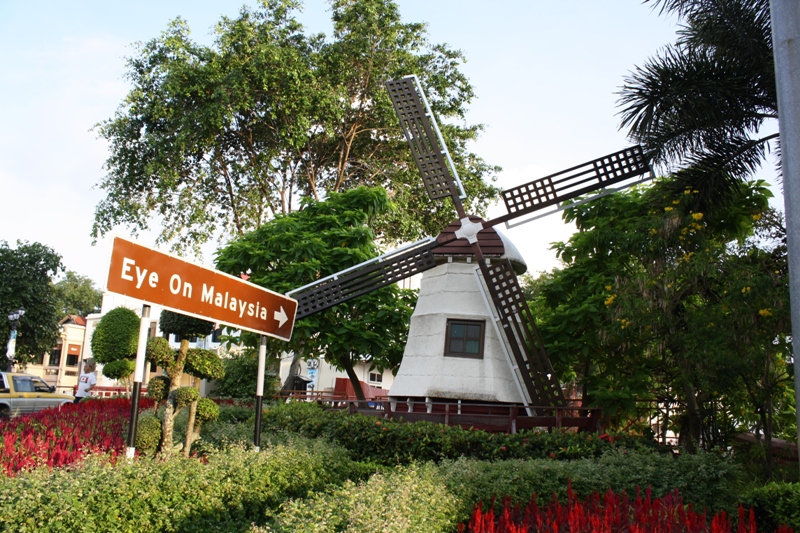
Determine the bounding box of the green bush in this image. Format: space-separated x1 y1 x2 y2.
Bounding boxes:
195 398 220 424
146 337 174 368
174 386 200 409
266 463 458 533
742 482 800 531
159 310 214 339
260 401 653 465
146 375 170 403
135 414 162 454
0 440 363 533
217 403 255 424
438 449 744 522
185 348 225 381
214 352 278 399
101 358 136 381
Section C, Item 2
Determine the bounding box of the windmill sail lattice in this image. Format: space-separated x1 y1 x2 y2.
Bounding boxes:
385 75 464 201
478 259 565 407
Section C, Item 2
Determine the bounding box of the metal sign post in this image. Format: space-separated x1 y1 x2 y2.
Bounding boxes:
126 304 151 459
254 335 267 452
770 0 800 469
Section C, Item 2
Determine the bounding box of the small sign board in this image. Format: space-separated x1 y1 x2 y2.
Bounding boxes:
106 237 297 341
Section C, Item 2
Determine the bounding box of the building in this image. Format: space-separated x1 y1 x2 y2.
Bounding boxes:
24 315 87 394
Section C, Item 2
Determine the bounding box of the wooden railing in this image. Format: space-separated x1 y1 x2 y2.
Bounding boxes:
275 392 601 434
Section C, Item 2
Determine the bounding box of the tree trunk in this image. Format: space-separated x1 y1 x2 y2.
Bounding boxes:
764 395 774 479
280 352 302 394
159 338 189 456
680 382 702 453
182 376 199 457
343 362 368 408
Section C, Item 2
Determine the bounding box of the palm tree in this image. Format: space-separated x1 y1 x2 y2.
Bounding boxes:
618 0 778 211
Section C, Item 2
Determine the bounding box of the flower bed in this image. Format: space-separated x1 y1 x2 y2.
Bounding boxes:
0 397 153 475
459 483 795 533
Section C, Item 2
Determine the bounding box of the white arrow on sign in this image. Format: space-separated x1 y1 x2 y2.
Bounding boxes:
274 306 288 328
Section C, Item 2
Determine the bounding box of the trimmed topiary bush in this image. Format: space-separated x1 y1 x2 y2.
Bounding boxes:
195 397 220 424
135 415 162 454
146 375 170 404
159 310 214 339
145 337 174 368
102 359 136 382
90 307 139 364
174 386 199 409
185 348 225 381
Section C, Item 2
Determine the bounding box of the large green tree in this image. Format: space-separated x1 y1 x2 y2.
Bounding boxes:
527 179 790 456
0 240 63 370
215 186 415 402
53 271 102 317
93 0 497 255
618 0 777 210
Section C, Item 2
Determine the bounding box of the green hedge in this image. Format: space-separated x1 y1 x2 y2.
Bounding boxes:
439 449 744 522
742 482 800 531
0 440 366 533
260 401 655 465
260 464 458 533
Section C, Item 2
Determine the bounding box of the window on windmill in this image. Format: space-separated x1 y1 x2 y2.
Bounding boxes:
445 319 485 358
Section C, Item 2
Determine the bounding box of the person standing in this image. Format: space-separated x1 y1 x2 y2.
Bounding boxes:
74 359 97 403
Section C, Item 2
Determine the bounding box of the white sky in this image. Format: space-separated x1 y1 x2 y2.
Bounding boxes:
1 1 777 290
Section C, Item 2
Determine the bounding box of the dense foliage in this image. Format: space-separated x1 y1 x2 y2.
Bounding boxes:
438 450 743 521
743 482 800 531
93 0 497 255
52 270 102 317
213 351 279 399
260 463 459 533
0 240 63 369
526 180 792 465
216 186 416 400
259 401 654 465
0 440 365 533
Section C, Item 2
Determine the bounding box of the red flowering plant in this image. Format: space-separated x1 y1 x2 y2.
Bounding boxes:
459 481 795 533
0 397 153 476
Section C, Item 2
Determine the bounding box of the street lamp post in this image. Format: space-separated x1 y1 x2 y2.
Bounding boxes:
6 307 26 364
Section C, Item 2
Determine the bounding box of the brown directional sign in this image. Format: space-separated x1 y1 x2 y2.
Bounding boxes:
106 237 296 342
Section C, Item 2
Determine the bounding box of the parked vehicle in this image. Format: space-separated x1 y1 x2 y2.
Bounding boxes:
0 372 74 419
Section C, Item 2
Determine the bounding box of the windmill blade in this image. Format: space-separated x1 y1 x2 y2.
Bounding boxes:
487 145 652 229
386 75 466 202
478 258 566 408
288 239 441 319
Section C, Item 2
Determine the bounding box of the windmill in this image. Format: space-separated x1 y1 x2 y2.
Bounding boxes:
288 75 652 414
